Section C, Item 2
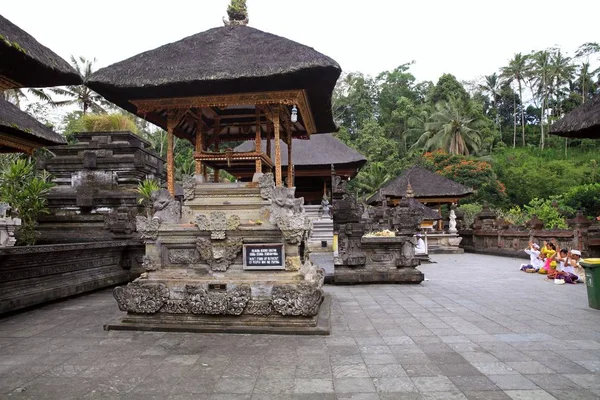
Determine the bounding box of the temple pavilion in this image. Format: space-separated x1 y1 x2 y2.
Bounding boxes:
367 165 473 230
233 134 367 203
0 13 81 153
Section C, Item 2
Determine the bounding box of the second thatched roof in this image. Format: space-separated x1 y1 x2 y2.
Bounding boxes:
0 98 66 153
367 165 473 204
88 25 341 134
0 14 82 88
550 95 600 139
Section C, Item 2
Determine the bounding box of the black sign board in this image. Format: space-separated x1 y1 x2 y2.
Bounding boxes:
243 243 285 270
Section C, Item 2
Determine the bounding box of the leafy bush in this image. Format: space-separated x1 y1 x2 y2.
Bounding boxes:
64 113 138 143
562 183 600 219
497 206 528 226
457 203 482 227
0 158 54 245
136 179 160 217
523 197 568 229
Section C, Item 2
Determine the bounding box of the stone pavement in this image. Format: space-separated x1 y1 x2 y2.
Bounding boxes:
1 253 599 400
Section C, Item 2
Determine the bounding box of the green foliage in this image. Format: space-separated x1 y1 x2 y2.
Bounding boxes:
429 73 470 105
62 112 138 143
136 179 160 216
0 158 54 245
497 206 528 226
562 183 600 218
523 197 568 229
352 162 393 198
227 0 248 20
457 203 482 227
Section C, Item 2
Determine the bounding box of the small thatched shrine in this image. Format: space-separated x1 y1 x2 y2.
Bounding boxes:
234 134 366 202
551 95 600 139
0 13 80 153
93 4 340 333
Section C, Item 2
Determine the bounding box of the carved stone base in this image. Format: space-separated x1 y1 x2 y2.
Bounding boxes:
104 294 331 335
333 268 424 284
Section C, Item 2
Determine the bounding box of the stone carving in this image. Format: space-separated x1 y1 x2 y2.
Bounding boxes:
162 300 189 314
271 282 324 317
185 284 250 315
276 214 310 244
142 255 158 271
182 175 195 201
449 209 458 233
136 216 160 240
104 205 136 236
0 208 20 247
268 185 310 244
321 194 331 218
258 173 274 200
0 203 10 218
113 281 169 313
168 249 200 264
391 198 424 234
195 211 241 239
244 299 274 315
196 237 243 271
152 189 180 223
285 256 301 271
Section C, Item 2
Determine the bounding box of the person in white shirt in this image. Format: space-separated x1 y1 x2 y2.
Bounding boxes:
415 234 427 255
521 242 542 272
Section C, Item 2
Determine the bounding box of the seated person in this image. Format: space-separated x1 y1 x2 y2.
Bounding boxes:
415 234 427 254
521 242 542 272
565 249 585 283
539 242 557 274
548 248 569 279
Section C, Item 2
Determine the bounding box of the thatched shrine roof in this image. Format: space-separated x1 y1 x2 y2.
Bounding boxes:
87 25 341 140
234 134 366 169
405 197 442 220
0 14 82 89
550 95 600 139
0 98 66 153
367 165 473 204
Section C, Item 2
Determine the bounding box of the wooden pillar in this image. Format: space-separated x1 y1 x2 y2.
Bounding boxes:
437 204 443 231
273 106 282 186
255 112 262 173
266 120 272 160
195 125 203 175
214 138 220 182
166 115 176 196
286 119 293 187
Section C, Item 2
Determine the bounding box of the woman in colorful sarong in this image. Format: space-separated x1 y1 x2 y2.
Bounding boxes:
539 242 557 274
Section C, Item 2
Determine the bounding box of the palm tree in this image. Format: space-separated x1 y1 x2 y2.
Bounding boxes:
500 53 529 147
479 73 502 135
530 50 552 150
1 88 56 109
354 162 393 197
51 56 109 114
548 49 575 118
412 98 484 156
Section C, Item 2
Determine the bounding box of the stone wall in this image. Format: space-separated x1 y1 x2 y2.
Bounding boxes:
0 241 144 315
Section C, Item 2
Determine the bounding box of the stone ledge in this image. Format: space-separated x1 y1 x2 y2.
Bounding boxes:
333 269 424 284
103 294 331 335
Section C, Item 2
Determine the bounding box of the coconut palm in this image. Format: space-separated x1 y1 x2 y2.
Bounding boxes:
530 50 552 149
548 49 575 117
354 162 393 197
412 98 485 156
479 73 502 133
500 53 529 147
51 56 109 114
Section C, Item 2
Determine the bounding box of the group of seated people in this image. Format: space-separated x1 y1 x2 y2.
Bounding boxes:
520 240 585 284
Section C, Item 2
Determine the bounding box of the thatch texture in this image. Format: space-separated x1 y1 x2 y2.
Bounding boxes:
0 98 66 152
550 95 600 139
406 198 441 220
88 25 341 134
234 134 366 168
367 165 473 204
0 14 82 88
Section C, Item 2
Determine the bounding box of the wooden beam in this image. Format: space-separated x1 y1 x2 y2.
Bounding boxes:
272 106 282 186
195 126 203 175
255 111 262 173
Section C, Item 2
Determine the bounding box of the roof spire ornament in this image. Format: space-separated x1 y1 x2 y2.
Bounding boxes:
406 182 414 198
224 0 249 26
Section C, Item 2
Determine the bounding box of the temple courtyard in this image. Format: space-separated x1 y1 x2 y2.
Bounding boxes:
1 253 599 400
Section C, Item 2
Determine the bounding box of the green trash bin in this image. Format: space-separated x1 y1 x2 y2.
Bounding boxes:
580 258 600 310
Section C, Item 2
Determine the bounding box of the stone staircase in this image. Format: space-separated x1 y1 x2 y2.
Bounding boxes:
305 205 333 251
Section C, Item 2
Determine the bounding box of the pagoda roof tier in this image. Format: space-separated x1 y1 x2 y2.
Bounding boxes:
0 98 66 153
0 14 82 89
88 25 341 141
550 95 600 139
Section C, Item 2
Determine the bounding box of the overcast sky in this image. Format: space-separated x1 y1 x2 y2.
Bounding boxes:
3 0 599 85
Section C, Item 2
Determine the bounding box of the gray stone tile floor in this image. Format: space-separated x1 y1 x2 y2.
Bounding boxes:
1 253 599 400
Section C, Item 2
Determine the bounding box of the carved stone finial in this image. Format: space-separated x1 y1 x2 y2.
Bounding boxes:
224 0 249 26
406 183 414 198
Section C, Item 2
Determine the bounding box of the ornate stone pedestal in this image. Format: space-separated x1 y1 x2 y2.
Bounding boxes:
107 174 330 334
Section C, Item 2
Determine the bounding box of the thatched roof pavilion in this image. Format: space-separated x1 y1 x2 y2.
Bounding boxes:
0 98 66 153
233 134 366 202
87 23 341 194
0 14 82 89
550 95 600 139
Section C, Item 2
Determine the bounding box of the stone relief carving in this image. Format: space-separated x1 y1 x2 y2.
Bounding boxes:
271 282 324 317
168 249 200 264
258 173 274 200
142 255 157 271
196 237 243 271
185 284 250 315
244 299 274 315
113 281 169 313
152 189 180 223
182 175 195 201
136 216 160 240
104 205 136 236
285 256 301 271
195 211 241 239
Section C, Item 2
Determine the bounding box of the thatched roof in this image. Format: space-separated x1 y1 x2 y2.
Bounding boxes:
88 25 341 135
0 98 66 152
0 14 82 88
367 165 473 204
234 134 366 168
406 197 441 220
550 95 600 139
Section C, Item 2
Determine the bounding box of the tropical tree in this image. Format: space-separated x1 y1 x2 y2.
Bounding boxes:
413 98 485 156
548 49 575 118
479 73 502 132
500 53 529 147
529 50 552 149
51 56 109 114
353 162 393 197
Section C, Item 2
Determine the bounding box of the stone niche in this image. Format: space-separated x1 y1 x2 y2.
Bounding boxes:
332 170 424 284
107 173 329 334
36 131 165 244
